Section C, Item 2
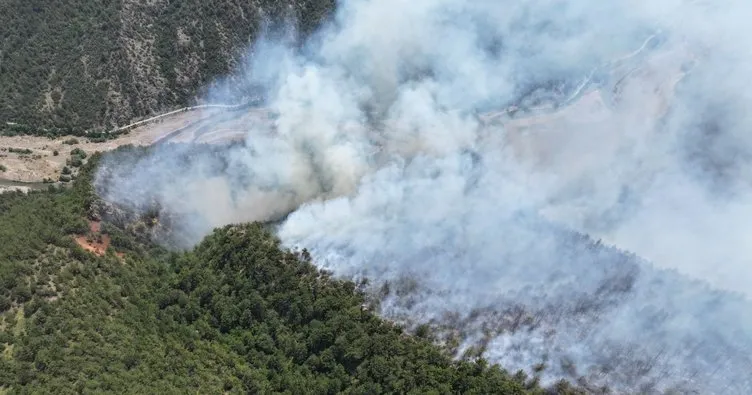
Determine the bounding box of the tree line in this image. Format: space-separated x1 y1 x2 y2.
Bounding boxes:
0 154 586 394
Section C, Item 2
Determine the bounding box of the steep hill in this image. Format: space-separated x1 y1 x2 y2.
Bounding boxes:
0 158 584 394
0 0 334 135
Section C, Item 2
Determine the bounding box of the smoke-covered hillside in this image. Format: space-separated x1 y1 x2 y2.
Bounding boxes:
2 158 574 394
94 0 752 393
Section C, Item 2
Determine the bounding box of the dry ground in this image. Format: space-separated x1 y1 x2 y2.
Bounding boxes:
0 42 693 185
73 220 125 258
0 107 244 183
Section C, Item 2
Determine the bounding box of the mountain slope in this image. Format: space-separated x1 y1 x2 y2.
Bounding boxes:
0 0 334 135
0 159 581 394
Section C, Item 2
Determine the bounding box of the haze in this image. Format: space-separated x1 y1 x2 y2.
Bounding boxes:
95 0 752 392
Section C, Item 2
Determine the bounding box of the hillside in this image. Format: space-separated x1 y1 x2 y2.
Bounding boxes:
0 158 585 394
0 0 333 135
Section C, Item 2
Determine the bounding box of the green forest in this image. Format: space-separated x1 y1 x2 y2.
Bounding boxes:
0 157 585 394
0 0 334 137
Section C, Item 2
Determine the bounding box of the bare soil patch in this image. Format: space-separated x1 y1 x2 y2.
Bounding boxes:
74 220 124 258
0 108 231 183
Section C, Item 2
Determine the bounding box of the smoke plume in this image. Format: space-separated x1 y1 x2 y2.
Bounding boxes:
96 0 752 392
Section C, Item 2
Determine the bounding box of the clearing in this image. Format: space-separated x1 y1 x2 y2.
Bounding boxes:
0 106 271 184
73 220 124 258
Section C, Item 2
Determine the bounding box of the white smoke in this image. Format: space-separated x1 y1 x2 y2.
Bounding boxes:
96 0 752 392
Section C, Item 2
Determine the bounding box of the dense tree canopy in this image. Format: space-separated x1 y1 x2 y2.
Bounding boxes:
0 0 335 136
0 157 584 394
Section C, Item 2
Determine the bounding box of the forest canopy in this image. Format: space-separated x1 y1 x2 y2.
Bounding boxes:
0 157 584 394
0 0 335 136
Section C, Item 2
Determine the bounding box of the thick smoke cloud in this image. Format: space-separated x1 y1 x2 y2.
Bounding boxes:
96 0 752 392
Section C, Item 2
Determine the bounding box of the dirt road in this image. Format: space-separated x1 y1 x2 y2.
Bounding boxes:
0 106 253 183
0 34 693 185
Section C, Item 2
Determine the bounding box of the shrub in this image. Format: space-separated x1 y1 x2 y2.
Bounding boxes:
11 284 32 303
0 295 11 312
8 148 32 155
71 148 87 159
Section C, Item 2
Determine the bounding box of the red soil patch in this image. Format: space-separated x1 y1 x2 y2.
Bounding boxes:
74 220 124 258
90 221 101 233
74 234 111 256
